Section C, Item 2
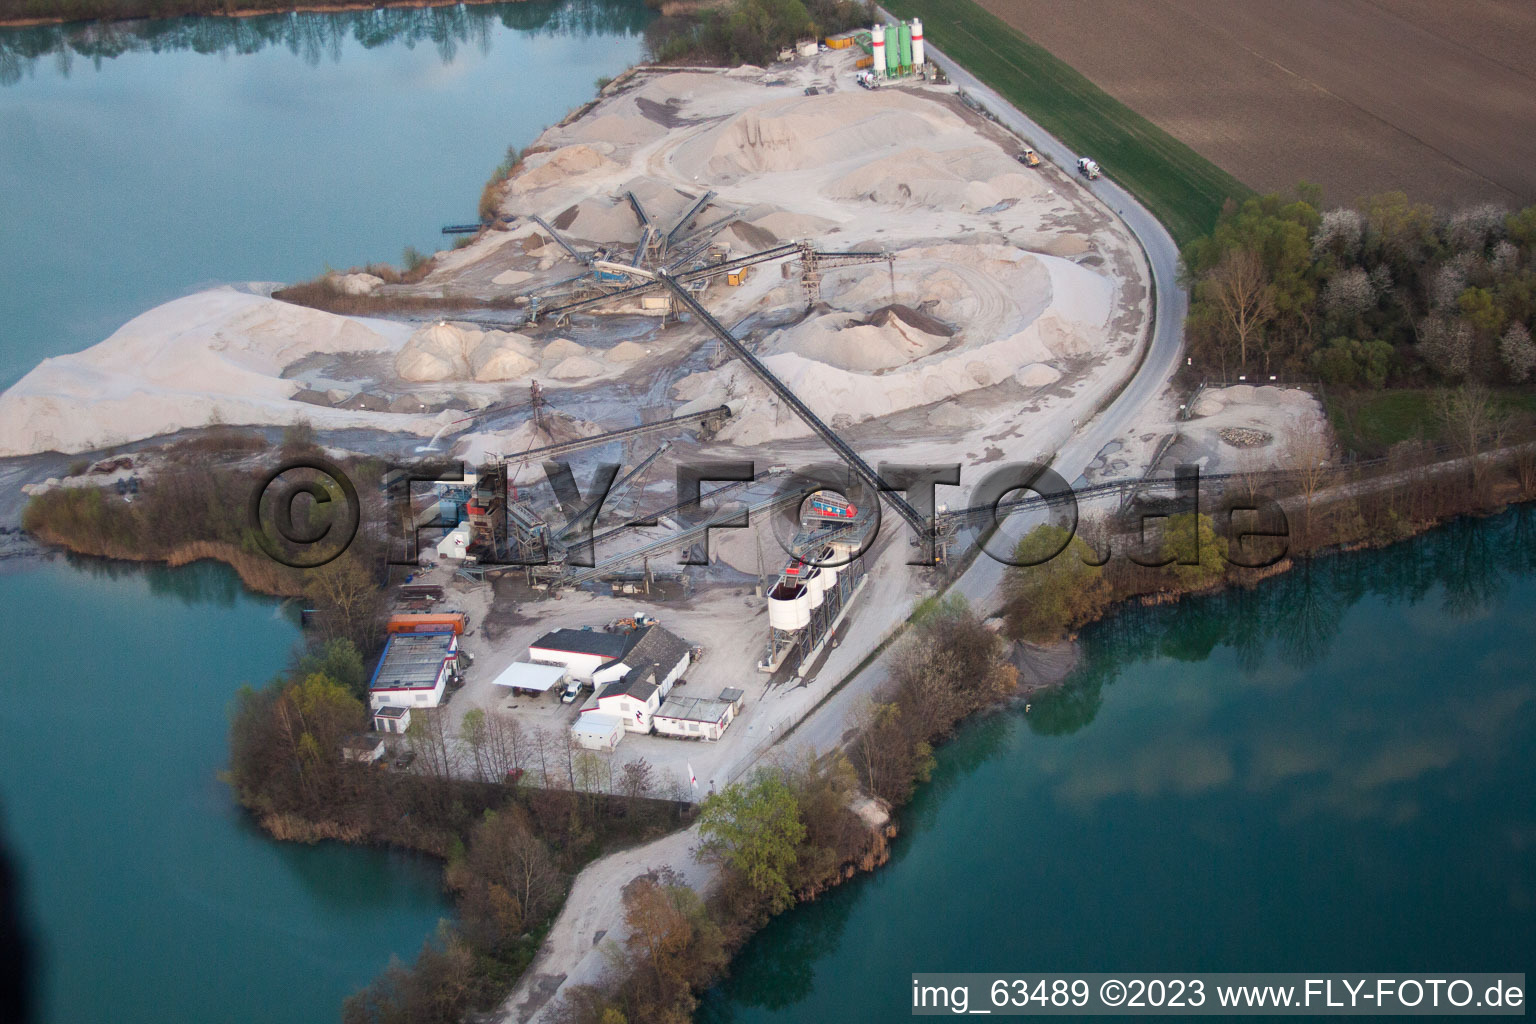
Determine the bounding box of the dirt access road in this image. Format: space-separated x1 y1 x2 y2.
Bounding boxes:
972 0 1536 208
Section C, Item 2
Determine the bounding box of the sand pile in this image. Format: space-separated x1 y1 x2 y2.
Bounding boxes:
548 355 605 380
672 91 952 181
770 308 951 372
454 411 604 466
552 198 642 246
747 210 838 242
828 146 1045 211
396 323 540 383
543 338 588 360
470 334 539 382
558 112 667 148
508 144 620 195
673 249 1112 444
0 288 452 456
606 341 649 362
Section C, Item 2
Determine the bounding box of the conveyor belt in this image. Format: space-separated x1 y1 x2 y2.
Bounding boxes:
659 274 931 540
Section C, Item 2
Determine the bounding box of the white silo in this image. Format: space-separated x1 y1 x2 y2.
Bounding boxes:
870 23 885 78
910 17 925 68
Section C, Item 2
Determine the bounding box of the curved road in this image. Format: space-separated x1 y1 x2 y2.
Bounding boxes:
501 45 1191 1022
924 35 1189 612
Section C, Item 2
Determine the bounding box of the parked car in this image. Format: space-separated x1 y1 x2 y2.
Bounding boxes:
560 679 583 704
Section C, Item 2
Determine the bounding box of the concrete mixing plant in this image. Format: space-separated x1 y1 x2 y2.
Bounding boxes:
857 19 929 82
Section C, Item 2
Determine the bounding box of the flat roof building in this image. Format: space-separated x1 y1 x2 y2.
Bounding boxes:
653 694 737 741
368 630 459 712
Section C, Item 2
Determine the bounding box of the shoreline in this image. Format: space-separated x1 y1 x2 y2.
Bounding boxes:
10 17 1532 1024
0 0 524 30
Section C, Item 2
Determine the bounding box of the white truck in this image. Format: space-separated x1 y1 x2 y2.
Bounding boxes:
1077 157 1101 180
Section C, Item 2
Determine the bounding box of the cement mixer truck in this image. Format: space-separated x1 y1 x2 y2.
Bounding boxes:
1077 157 1101 180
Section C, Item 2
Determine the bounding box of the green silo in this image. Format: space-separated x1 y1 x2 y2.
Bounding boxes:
886 28 900 73
899 22 913 71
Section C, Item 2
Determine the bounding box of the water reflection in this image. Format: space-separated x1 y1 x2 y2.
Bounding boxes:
0 0 650 84
1042 513 1523 716
57 553 256 609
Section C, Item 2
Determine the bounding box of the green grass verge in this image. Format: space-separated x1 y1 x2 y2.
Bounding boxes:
882 0 1251 246
1326 388 1536 455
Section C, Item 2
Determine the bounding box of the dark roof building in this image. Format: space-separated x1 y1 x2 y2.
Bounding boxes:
529 628 631 660
601 624 691 680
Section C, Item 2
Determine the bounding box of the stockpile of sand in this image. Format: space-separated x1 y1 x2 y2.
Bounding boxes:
606 341 649 362
558 112 668 148
770 306 951 372
552 198 642 246
543 338 588 360
671 91 953 181
548 355 605 380
470 334 539 382
453 411 604 466
507 144 620 195
396 323 541 383
827 145 1044 211
672 250 1112 445
0 288 451 456
747 210 837 242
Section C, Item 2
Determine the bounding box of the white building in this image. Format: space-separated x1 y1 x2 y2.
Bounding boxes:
527 628 632 683
367 630 460 712
571 712 624 751
528 624 691 696
585 673 663 732
372 705 412 734
342 735 385 764
653 688 744 741
436 521 473 561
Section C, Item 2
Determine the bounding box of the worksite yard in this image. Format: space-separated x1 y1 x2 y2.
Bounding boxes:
963 0 1536 209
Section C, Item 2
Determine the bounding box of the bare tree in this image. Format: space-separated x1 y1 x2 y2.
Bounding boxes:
482 711 526 781
1283 425 1334 548
1204 248 1275 372
407 707 458 781
619 758 656 800
1435 383 1509 492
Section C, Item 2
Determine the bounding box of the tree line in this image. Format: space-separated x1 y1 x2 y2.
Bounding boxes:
1002 425 1536 645
647 0 870 67
1184 189 1536 389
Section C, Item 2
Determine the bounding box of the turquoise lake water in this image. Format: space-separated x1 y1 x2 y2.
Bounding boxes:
0 4 652 1020
701 511 1536 1021
0 559 451 1023
0 0 653 390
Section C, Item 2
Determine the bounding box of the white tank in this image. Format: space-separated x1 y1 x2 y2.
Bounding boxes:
910 17 924 67
870 24 885 79
820 546 843 576
768 581 812 630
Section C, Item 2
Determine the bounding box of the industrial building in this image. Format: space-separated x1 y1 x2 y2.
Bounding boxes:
583 674 663 732
528 623 691 695
653 688 745 741
367 630 461 712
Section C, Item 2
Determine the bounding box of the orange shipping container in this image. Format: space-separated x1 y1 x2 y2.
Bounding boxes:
387 612 466 635
855 55 873 68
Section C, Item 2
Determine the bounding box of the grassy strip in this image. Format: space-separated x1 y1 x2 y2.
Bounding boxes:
1325 388 1536 456
882 0 1250 246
